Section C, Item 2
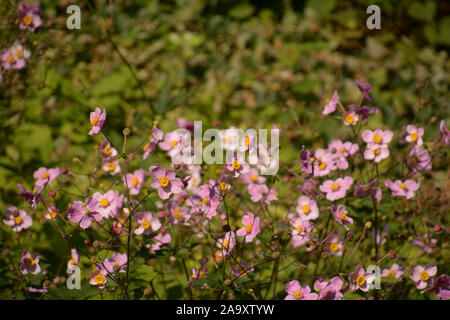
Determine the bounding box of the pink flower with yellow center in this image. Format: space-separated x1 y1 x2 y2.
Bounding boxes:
225 158 250 178
33 167 60 187
236 211 260 243
343 111 359 126
88 108 106 135
362 129 393 147
240 168 266 185
322 91 339 115
331 205 353 230
67 198 102 229
149 165 184 200
410 264 437 290
44 206 59 220
384 179 419 199
18 3 42 32
20 250 41 275
102 159 121 175
247 183 278 204
3 206 32 232
217 231 236 258
134 211 161 235
381 263 404 280
89 268 108 288
124 169 146 195
92 190 123 218
319 176 353 201
363 144 390 163
313 149 336 177
440 120 450 147
349 267 376 292
99 140 118 158
67 248 79 271
296 196 319 221
400 124 424 146
290 218 314 248
324 231 344 256
285 280 318 300
143 125 164 159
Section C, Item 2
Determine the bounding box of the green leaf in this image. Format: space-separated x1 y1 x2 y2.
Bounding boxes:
228 3 255 20
279 43 301 67
306 0 336 15
407 1 436 22
135 265 157 282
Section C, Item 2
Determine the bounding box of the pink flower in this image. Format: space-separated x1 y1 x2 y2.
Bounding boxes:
363 144 390 163
33 167 60 187
410 264 437 290
44 206 59 220
236 211 260 243
93 191 124 218
408 146 432 174
318 277 344 300
322 91 339 115
328 140 359 170
225 158 250 178
3 206 32 232
284 281 318 300
1 43 30 70
313 149 336 177
343 111 359 126
143 125 164 159
296 196 319 221
325 231 344 256
159 130 190 159
134 211 161 235
67 198 103 229
290 218 314 248
247 184 278 204
67 248 79 270
440 120 450 146
192 184 220 219
354 179 382 202
349 267 376 292
89 108 106 135
319 176 353 201
104 253 127 273
124 169 146 195
230 262 254 278
99 140 118 158
89 268 108 288
149 165 183 200
384 179 419 199
422 274 450 300
332 205 353 230
241 168 266 185
18 3 42 32
400 125 424 146
381 263 404 280
362 129 393 147
102 159 121 175
217 231 236 257
20 250 41 275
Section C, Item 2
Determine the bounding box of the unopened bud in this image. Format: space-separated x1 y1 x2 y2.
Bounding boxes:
123 128 131 136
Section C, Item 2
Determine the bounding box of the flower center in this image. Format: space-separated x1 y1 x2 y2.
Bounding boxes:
339 147 346 154
296 225 303 233
103 146 111 155
420 271 429 281
318 162 327 170
301 204 311 214
373 148 380 155
245 136 251 147
345 113 355 124
14 216 23 225
339 211 348 221
23 15 32 25
142 219 151 229
399 183 407 190
49 210 58 219
174 209 182 218
7 55 16 64
70 258 76 266
158 176 169 187
170 140 178 148
107 161 116 171
232 160 241 170
25 257 35 267
222 240 229 249
14 49 23 58
372 134 382 144
220 182 228 191
293 290 303 299
330 182 340 191
250 174 258 182
356 275 366 286
40 171 50 179
131 176 139 187
410 133 418 142
144 142 150 151
244 222 253 233
95 274 105 285
329 243 339 252
91 117 99 126
388 269 396 277
100 198 109 207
